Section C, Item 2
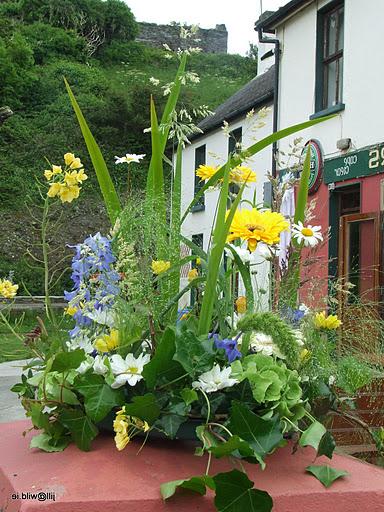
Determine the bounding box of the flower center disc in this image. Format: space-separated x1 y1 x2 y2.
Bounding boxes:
246 224 265 233
301 228 314 236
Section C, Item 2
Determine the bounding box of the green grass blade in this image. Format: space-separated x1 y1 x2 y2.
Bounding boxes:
198 171 248 335
64 78 121 225
181 114 335 223
224 243 254 313
294 144 311 225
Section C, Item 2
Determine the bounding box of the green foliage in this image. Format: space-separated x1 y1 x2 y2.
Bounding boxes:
336 356 375 394
213 470 273 512
75 373 124 422
173 329 214 377
299 421 327 451
238 312 300 367
306 465 349 488
161 475 215 500
59 408 98 451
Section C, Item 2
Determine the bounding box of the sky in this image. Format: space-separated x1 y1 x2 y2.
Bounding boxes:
124 0 288 55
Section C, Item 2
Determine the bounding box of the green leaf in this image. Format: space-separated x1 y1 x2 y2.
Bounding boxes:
198 164 248 335
213 469 273 512
75 374 124 422
209 435 265 469
142 328 183 389
224 243 254 312
64 78 121 224
317 431 336 459
124 393 160 425
173 329 214 376
59 409 98 451
180 388 198 405
30 433 70 453
155 414 187 439
299 421 327 451
51 349 85 373
306 465 349 488
229 402 284 460
161 475 215 501
29 403 51 430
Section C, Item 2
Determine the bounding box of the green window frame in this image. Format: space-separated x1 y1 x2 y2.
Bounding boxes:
312 1 345 118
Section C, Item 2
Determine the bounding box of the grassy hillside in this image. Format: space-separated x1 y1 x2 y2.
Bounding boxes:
0 0 256 293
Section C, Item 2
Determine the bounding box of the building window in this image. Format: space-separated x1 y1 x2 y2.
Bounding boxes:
193 145 206 211
315 2 344 113
228 127 242 201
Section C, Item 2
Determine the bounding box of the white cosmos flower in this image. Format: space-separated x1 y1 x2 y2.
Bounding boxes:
110 353 150 388
192 364 238 393
114 153 146 165
249 332 285 359
257 243 280 261
291 221 323 247
93 355 108 375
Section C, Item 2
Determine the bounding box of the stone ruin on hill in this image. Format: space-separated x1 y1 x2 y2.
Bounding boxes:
136 22 228 54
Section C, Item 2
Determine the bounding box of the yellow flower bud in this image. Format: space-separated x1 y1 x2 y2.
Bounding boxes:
151 260 171 275
188 268 198 282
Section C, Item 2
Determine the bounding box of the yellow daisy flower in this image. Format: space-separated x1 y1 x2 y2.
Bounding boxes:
229 166 256 184
151 260 171 275
227 208 289 252
196 164 219 181
314 311 342 330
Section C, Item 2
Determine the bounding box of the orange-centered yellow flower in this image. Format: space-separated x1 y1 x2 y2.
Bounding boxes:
227 208 289 252
235 296 247 314
314 311 342 330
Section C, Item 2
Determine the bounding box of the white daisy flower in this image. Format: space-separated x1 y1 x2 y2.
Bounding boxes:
77 357 93 374
257 242 280 261
110 353 150 388
249 332 285 359
114 153 146 165
225 244 256 264
291 221 323 247
192 364 238 393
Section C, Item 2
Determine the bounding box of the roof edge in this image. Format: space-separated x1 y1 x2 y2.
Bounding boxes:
255 0 313 32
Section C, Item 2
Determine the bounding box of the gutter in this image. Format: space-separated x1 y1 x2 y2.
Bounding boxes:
257 28 280 178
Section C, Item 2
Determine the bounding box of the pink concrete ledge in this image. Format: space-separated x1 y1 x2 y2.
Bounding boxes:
0 420 383 512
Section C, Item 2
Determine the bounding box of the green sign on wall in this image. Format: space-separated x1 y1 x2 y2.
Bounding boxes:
324 142 384 184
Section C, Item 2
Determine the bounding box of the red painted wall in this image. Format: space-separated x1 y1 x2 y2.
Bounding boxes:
299 173 382 308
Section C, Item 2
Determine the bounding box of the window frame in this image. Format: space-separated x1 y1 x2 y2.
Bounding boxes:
192 144 206 213
312 0 345 118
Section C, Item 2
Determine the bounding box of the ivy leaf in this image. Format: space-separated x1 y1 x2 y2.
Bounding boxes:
229 402 284 460
161 475 215 500
51 349 85 373
155 414 188 438
306 465 349 488
75 374 124 422
317 431 336 459
299 421 327 451
209 435 265 469
59 409 98 451
180 388 198 405
213 469 273 512
142 328 184 389
124 393 160 425
173 329 214 377
30 433 70 452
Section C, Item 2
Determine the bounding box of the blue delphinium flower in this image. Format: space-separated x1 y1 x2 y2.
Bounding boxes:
213 334 242 363
64 233 120 342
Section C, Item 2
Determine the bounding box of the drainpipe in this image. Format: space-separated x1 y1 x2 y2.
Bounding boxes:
257 27 280 179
